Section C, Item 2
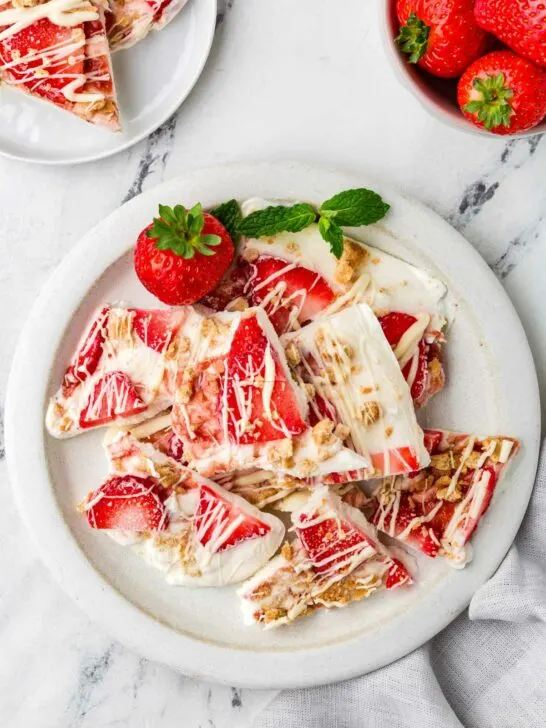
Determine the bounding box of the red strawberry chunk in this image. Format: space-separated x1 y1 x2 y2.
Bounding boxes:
79 371 147 429
373 498 441 558
63 307 108 396
194 484 270 553
402 339 429 402
86 475 168 531
130 308 182 352
423 429 443 454
224 315 307 443
378 312 417 346
370 446 420 476
297 516 375 574
385 558 412 589
249 257 336 335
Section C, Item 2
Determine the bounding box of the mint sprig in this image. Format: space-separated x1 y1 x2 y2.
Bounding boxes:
210 199 243 244
207 187 390 260
147 203 221 258
238 203 317 237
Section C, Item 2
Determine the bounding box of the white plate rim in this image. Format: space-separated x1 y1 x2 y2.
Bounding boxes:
0 0 217 166
5 161 541 688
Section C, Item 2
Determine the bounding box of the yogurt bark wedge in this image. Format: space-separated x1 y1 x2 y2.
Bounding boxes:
238 486 412 628
170 306 370 480
283 302 430 478
46 305 203 437
0 0 120 130
202 198 455 407
84 431 285 586
366 429 520 568
106 0 188 51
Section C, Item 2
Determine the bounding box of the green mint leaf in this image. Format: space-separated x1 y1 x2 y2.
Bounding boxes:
238 203 317 238
210 199 243 245
320 188 390 227
319 216 344 259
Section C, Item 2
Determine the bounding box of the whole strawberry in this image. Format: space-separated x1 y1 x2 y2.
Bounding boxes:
135 203 235 305
474 0 546 68
396 0 489 79
458 51 546 134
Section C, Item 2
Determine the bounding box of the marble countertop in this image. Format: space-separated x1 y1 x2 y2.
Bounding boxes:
1 0 544 725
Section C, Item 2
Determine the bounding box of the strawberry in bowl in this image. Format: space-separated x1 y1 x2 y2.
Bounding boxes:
458 51 546 134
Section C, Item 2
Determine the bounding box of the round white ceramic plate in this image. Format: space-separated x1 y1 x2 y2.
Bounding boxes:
0 0 217 165
5 162 540 688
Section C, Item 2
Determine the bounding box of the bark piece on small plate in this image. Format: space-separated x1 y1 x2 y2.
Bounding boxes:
237 486 412 628
106 0 188 51
171 307 370 480
283 302 429 478
84 436 285 587
46 305 203 438
0 0 120 130
201 197 454 406
368 429 520 568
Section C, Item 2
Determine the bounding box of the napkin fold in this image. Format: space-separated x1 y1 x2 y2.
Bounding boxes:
253 442 546 728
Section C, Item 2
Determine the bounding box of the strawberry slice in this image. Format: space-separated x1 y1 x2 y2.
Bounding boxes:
194 484 270 553
385 558 412 589
86 475 168 531
148 428 185 462
249 256 336 335
423 429 443 454
79 371 147 429
378 312 417 346
224 315 307 443
130 309 182 352
62 307 108 396
373 499 441 558
370 446 420 476
402 339 429 402
452 466 497 544
296 516 374 574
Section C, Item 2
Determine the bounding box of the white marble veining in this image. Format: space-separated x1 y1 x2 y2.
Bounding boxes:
0 0 544 725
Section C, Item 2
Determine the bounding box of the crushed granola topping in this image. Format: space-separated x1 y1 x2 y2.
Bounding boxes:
225 297 249 312
334 424 350 441
334 241 368 285
358 400 382 427
285 341 301 367
267 439 294 469
178 366 195 404
312 419 336 446
242 247 259 262
264 608 287 623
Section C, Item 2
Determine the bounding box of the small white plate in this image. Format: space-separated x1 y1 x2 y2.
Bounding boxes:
5 162 540 688
0 0 217 165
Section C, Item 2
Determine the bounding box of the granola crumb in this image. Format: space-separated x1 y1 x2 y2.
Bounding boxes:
385 425 393 438
281 542 294 561
285 341 301 367
304 382 316 399
358 400 382 427
242 247 259 262
334 424 350 441
225 296 249 312
312 419 335 446
267 439 294 469
178 366 195 404
334 241 368 284
285 241 301 255
264 608 287 624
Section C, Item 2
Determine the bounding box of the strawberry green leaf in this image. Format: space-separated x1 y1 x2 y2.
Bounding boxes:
210 199 243 245
320 188 390 226
319 216 344 259
464 73 514 129
395 12 430 64
146 203 222 259
238 203 317 237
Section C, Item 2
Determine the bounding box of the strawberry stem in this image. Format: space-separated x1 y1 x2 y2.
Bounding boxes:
396 12 430 64
146 203 221 259
463 73 514 130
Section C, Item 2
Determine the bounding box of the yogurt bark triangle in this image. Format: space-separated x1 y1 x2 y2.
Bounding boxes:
366 429 520 567
202 198 455 407
106 0 188 51
238 486 412 628
84 430 285 586
46 305 204 437
0 0 120 130
170 306 371 480
283 302 430 478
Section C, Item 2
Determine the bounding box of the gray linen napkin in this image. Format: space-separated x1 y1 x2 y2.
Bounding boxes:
253 443 546 728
